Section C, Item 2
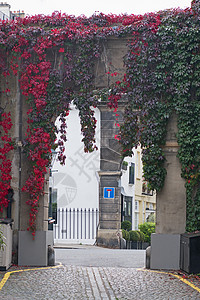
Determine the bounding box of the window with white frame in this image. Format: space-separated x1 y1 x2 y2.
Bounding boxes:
149 203 154 210
129 163 135 184
135 213 139 230
136 151 141 179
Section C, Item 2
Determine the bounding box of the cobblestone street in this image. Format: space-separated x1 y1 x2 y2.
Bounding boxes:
1 246 200 299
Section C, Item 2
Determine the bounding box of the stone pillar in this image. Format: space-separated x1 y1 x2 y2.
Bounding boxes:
0 74 20 263
150 113 186 270
17 87 53 266
96 105 124 248
156 114 186 234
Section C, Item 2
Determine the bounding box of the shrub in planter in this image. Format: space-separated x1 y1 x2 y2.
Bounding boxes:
0 225 6 251
122 229 130 241
122 161 128 170
129 230 140 242
139 222 155 243
128 230 140 249
121 220 132 231
136 230 145 242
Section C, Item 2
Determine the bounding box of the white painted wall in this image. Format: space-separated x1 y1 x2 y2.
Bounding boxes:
53 105 100 210
52 106 139 243
121 154 136 229
121 155 135 197
0 4 11 20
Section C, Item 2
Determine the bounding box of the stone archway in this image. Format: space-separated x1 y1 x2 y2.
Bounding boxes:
0 31 187 268
1 37 129 265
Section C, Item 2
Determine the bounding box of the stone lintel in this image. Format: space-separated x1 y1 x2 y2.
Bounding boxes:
98 101 127 111
98 171 122 176
165 141 179 147
161 141 179 152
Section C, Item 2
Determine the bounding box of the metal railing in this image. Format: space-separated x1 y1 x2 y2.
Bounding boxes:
0 11 10 20
53 208 99 241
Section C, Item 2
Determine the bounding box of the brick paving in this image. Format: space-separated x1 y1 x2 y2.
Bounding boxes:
1 246 200 299
1 265 200 299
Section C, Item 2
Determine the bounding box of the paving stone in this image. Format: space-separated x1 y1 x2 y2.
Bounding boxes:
1 265 200 299
1 247 200 299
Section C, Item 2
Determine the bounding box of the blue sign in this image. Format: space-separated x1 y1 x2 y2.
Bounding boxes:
104 187 115 199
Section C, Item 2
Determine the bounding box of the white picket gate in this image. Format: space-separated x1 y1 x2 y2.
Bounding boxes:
53 208 99 245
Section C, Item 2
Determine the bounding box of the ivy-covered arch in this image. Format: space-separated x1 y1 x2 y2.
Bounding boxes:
0 1 200 237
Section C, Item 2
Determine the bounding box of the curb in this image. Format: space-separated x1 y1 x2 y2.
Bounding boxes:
137 268 200 294
0 263 63 291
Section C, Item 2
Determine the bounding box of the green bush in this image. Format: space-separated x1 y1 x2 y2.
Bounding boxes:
136 230 145 242
0 225 6 251
129 230 140 242
139 222 155 243
121 220 132 231
122 229 130 241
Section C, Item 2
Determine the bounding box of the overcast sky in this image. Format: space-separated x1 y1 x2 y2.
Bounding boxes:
8 0 192 17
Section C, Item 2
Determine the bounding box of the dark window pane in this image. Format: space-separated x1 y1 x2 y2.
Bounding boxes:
129 163 135 184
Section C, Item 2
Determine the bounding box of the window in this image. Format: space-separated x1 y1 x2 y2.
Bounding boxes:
52 188 57 204
149 203 154 210
129 163 135 184
142 181 153 196
136 151 141 179
124 201 127 216
127 201 131 216
124 196 132 218
135 200 139 211
135 213 139 230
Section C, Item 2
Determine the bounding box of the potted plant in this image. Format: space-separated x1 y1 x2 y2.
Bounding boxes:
0 221 13 270
122 229 130 241
139 222 155 248
0 225 6 251
129 230 140 249
122 161 128 171
121 229 130 248
136 230 145 249
121 220 132 231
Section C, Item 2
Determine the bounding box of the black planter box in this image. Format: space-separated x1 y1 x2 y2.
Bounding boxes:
126 241 142 249
141 242 150 249
131 241 138 249
180 232 200 274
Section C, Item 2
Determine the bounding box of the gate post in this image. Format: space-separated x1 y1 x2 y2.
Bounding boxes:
16 82 53 266
96 105 124 248
150 113 186 270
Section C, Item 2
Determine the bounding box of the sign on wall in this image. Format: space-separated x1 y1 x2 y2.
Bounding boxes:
103 187 115 199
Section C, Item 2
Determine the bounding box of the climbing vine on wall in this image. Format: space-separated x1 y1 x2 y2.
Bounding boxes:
118 2 200 231
0 1 199 234
0 112 14 212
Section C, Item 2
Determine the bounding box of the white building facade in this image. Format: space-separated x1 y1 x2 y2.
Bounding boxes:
52 106 100 244
0 3 25 20
52 106 156 244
